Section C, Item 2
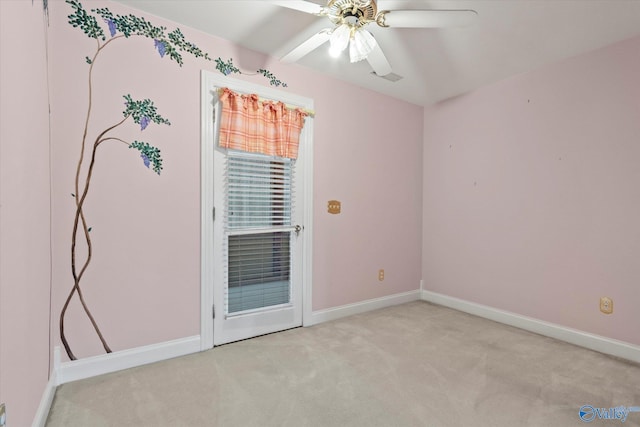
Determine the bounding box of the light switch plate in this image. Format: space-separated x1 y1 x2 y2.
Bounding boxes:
328 200 341 214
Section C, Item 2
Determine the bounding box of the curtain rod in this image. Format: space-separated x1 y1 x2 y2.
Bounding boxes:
216 87 315 118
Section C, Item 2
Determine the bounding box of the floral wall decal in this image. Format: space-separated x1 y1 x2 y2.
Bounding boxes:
61 0 287 360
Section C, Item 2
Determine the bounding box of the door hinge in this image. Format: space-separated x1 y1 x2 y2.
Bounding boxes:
212 207 215 221
212 304 215 319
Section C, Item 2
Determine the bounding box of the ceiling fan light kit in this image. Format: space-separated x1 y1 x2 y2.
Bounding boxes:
273 0 477 76
349 28 376 62
329 23 376 63
328 23 351 57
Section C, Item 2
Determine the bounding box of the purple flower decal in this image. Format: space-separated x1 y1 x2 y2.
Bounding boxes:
141 154 151 168
106 19 116 37
154 39 166 58
140 116 150 131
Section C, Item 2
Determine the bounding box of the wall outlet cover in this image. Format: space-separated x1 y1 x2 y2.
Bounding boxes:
600 297 613 314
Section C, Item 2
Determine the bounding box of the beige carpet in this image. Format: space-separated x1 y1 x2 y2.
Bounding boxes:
46 301 640 426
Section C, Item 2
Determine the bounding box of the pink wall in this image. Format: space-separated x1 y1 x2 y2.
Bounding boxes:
0 1 53 425
48 0 423 360
423 35 640 345
311 83 424 309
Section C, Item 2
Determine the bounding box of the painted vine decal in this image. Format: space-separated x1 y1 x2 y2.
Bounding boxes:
61 0 287 360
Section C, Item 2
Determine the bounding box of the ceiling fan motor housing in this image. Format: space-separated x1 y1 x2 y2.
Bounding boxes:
326 0 378 28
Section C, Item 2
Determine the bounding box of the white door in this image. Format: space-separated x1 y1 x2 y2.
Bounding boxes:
200 72 313 349
212 148 304 345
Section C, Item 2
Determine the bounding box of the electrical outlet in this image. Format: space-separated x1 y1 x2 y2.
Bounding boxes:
0 402 6 427
378 269 384 281
600 297 613 314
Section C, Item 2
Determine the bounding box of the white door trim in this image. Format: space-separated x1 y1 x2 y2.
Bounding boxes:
200 70 314 350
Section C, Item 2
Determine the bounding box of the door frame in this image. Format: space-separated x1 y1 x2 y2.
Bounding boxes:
199 70 314 350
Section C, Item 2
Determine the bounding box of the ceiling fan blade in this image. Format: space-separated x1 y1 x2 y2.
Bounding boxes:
281 29 331 63
366 42 392 77
268 1 324 15
380 9 478 28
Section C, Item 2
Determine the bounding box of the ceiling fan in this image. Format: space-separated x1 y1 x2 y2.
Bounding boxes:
269 0 477 77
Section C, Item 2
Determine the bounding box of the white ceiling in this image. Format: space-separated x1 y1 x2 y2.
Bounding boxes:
113 0 640 106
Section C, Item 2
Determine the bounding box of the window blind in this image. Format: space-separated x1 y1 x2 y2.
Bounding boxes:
225 152 293 229
224 151 294 315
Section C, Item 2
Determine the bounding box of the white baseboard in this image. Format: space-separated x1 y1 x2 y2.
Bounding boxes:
421 290 640 364
31 371 57 427
309 290 421 326
56 335 201 385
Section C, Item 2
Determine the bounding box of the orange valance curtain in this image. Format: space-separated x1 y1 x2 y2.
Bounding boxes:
218 87 309 159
